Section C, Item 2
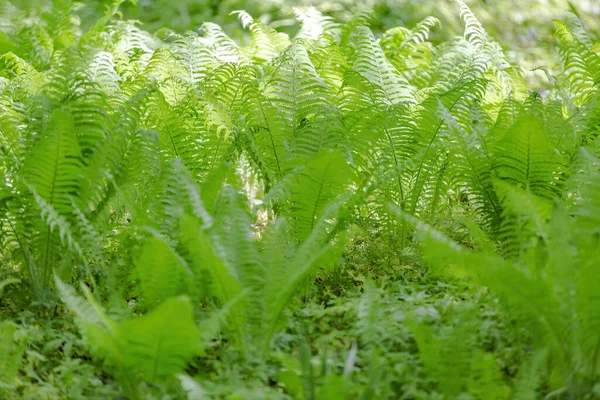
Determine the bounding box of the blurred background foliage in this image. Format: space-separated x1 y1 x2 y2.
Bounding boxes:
8 0 600 89
12 1 600 45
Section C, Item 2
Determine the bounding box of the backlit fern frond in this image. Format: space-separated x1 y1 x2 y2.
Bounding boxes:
233 10 291 64
493 112 566 200
379 17 439 88
170 32 217 85
555 19 600 104
293 7 340 41
351 26 415 106
199 22 246 64
263 43 333 140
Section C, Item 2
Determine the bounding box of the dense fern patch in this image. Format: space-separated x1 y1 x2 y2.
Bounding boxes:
1 0 600 399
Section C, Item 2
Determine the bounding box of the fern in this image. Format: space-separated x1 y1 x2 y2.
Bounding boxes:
0 321 24 393
493 112 566 200
57 278 204 399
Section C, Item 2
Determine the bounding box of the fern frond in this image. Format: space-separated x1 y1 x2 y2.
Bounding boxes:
133 236 193 309
170 32 217 85
494 112 566 200
0 321 24 392
263 43 333 141
293 7 340 41
119 295 202 383
58 277 202 397
233 10 291 64
351 26 415 106
199 22 246 64
21 109 83 214
266 150 354 242
555 19 600 104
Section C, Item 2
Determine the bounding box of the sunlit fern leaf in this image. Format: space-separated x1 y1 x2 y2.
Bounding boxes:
455 0 526 101
347 103 415 211
0 95 23 171
143 47 187 88
244 43 337 180
233 10 291 64
494 112 566 200
79 0 133 47
170 32 217 85
351 26 415 106
293 7 340 41
177 213 242 303
19 109 83 291
0 52 46 97
290 106 348 163
242 83 288 185
149 158 212 236
262 203 345 353
263 43 333 142
109 20 160 54
571 149 600 233
453 0 489 49
13 21 54 68
487 97 522 147
176 213 252 359
41 49 110 154
42 0 80 49
80 88 153 221
404 16 441 45
199 22 246 64
203 63 254 124
543 100 580 156
29 186 82 258
555 20 600 104
198 103 236 178
379 17 439 88
306 38 347 92
89 51 122 98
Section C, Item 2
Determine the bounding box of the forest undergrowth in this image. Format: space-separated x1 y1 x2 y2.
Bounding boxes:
1 0 600 398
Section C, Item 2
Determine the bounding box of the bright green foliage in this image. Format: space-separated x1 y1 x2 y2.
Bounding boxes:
56 278 203 398
1 0 600 398
409 150 600 397
0 321 25 393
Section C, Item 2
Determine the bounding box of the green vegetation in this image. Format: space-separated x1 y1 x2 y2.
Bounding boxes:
1 0 600 398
